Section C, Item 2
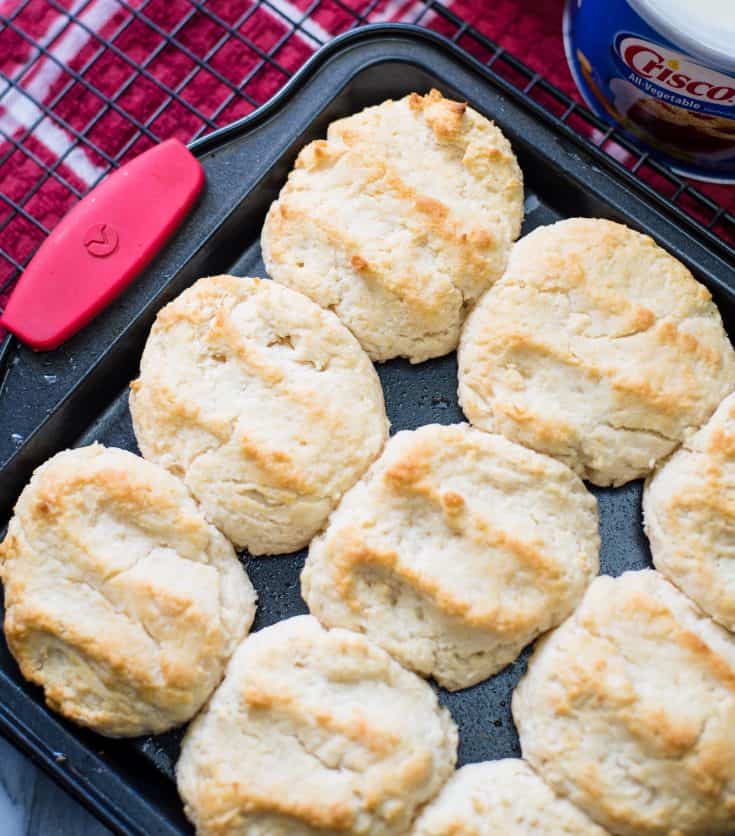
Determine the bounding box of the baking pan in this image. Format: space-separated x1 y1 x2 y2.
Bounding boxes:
2 23 735 836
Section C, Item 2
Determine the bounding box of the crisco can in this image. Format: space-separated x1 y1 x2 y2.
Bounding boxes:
564 0 735 182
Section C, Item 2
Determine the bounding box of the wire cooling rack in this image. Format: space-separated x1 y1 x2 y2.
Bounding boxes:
1 0 735 313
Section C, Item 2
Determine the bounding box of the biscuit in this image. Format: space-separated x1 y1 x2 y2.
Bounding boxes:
176 615 458 835
458 218 735 485
411 759 608 835
302 423 599 690
512 570 735 835
0 445 256 737
261 90 524 363
129 275 389 555
644 390 735 631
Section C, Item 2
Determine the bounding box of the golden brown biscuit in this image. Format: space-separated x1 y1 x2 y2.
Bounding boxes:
262 90 523 363
176 615 458 835
411 759 608 835
645 390 735 630
303 424 599 690
513 570 735 835
0 445 256 737
130 275 389 555
459 218 735 485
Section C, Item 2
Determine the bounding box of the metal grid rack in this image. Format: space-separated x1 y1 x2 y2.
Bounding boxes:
1 0 735 313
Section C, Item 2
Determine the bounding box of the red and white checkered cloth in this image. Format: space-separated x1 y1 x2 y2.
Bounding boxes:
1 0 732 317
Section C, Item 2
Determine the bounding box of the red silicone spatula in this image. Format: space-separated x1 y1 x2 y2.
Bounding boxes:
0 138 204 351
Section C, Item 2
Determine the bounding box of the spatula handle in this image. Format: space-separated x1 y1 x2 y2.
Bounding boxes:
0 138 204 351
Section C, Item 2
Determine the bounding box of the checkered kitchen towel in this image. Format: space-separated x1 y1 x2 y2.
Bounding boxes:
0 0 732 317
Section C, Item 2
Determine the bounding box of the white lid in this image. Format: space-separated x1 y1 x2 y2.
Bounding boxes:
629 0 735 71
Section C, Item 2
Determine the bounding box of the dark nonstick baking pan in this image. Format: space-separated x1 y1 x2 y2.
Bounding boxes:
2 23 735 836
